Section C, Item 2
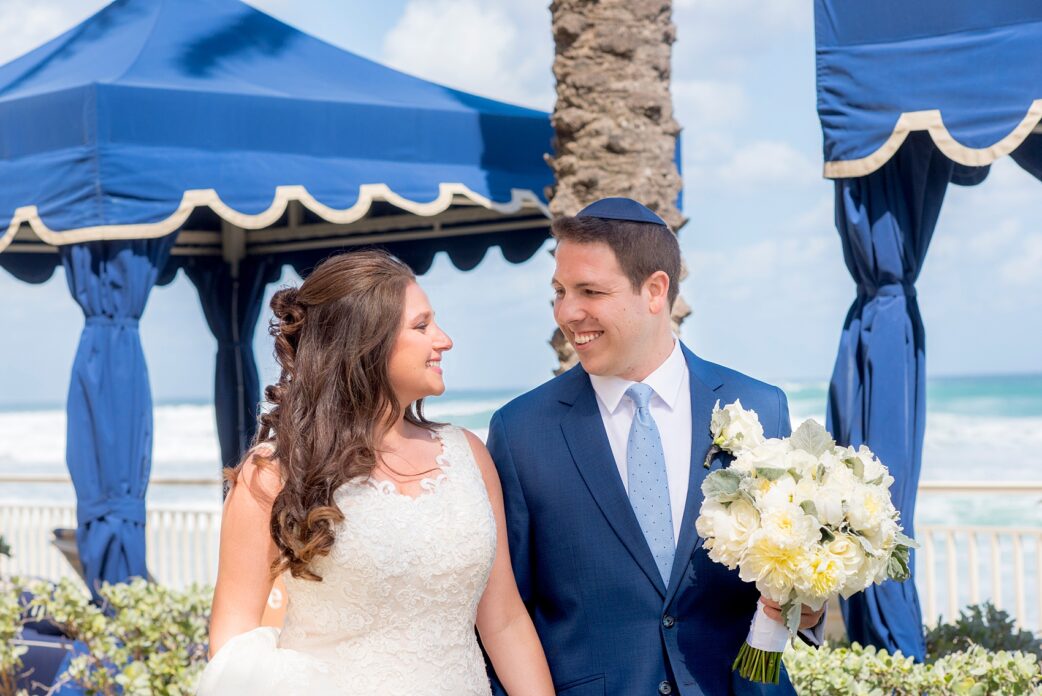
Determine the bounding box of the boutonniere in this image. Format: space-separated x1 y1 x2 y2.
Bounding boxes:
703 399 765 468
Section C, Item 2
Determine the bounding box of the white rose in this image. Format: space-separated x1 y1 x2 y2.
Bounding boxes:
826 535 868 598
711 399 766 454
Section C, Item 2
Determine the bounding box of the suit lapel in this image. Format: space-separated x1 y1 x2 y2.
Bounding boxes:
665 344 724 606
560 373 667 598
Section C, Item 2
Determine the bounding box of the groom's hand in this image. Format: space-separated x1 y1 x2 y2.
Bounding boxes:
759 596 825 630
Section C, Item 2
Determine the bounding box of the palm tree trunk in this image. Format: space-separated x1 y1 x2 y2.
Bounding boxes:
548 0 690 372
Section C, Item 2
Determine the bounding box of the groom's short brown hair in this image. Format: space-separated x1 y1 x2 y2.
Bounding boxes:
551 215 681 308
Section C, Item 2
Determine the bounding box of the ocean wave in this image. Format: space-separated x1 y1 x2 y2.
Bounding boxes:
2 401 1038 483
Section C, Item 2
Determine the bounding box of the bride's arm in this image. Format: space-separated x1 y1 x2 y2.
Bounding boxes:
466 430 555 696
208 451 282 658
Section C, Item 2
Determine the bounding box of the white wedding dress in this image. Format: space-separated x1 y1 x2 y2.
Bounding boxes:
198 425 497 695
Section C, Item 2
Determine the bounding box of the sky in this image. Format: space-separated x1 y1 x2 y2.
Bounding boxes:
1 0 1040 408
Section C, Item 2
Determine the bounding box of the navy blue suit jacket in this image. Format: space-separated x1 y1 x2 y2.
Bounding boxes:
486 344 797 696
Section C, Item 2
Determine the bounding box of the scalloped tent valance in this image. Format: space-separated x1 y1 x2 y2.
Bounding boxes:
0 0 553 265
815 0 1042 178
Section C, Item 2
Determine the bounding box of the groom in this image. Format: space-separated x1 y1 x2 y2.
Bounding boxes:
486 198 823 695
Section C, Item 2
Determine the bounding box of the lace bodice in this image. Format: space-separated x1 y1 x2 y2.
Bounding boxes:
198 425 497 695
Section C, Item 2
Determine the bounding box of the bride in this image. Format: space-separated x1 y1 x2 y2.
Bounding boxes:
199 251 554 695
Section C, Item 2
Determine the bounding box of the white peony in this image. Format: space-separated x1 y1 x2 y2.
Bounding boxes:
711 399 766 454
846 484 891 534
758 498 821 548
738 529 809 604
795 547 847 610
853 445 895 488
784 448 820 478
697 499 760 569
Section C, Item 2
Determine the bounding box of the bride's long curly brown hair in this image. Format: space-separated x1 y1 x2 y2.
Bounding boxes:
252 250 435 581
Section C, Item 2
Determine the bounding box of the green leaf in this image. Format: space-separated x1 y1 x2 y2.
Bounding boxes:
784 601 802 635
800 500 818 517
887 546 911 582
702 469 742 502
844 456 865 479
790 420 835 457
755 467 788 482
895 532 920 550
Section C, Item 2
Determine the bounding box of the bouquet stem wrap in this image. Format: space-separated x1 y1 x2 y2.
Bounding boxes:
732 599 791 684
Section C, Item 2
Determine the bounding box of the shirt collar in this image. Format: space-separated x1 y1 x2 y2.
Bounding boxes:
589 339 687 414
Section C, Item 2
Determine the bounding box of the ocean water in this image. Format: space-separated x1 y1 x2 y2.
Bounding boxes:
0 375 1039 528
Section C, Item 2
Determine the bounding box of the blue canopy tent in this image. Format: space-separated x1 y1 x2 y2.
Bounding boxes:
0 0 552 595
816 0 1042 660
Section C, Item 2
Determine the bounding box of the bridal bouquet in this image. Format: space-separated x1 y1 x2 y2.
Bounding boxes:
695 400 916 684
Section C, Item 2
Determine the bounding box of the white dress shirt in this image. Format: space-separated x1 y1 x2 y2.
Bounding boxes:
589 339 690 542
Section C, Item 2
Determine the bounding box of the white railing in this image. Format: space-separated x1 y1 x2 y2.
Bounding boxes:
0 502 221 589
917 525 1042 631
1 479 1040 634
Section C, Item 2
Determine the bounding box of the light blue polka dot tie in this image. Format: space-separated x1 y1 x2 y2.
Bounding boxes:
625 383 675 586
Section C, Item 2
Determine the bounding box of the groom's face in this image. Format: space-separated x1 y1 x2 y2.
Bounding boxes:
552 239 654 379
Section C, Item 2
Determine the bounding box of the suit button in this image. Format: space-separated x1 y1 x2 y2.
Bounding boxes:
662 614 675 628
658 681 673 694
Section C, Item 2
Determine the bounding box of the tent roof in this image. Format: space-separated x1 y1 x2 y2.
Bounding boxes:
816 0 1042 178
0 0 552 262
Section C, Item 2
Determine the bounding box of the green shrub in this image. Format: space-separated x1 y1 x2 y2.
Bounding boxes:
0 536 10 558
5 577 211 696
926 602 1042 662
0 580 29 696
785 640 1042 695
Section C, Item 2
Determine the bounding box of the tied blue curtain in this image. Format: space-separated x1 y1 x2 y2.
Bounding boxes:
828 132 954 661
61 235 176 597
184 257 281 469
1011 133 1042 183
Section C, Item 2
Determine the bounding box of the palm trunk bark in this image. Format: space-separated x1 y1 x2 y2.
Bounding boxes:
548 0 690 372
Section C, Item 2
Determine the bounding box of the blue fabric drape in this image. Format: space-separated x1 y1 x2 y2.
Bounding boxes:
1012 133 1042 183
61 235 176 597
828 133 954 661
183 257 280 468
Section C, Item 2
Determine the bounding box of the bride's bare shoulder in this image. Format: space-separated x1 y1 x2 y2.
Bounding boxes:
226 443 283 508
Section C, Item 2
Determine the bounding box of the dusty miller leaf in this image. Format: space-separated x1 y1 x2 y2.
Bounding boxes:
790 420 835 457
702 469 741 502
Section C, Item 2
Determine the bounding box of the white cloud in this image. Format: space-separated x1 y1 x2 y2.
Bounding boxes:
673 0 811 78
673 78 748 127
383 0 553 110
999 233 1042 288
715 140 820 188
